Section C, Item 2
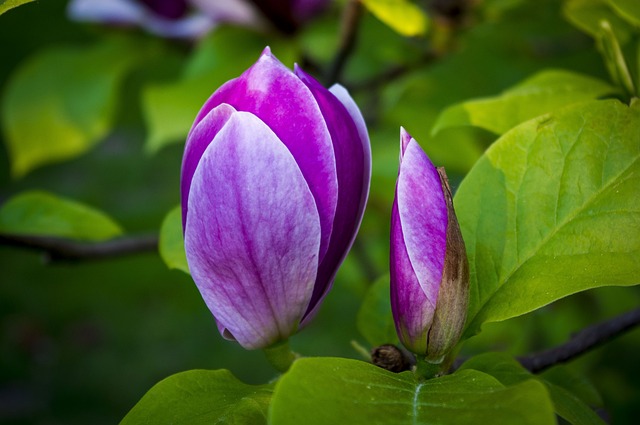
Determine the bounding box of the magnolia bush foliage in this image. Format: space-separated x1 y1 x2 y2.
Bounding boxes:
0 0 639 424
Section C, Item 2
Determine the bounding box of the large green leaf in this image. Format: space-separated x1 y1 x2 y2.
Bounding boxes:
120 369 273 425
0 0 34 15
455 99 640 337
159 205 189 274
432 70 616 135
461 353 606 425
1 37 143 177
143 27 297 153
361 0 429 37
0 191 123 241
270 357 555 424
357 275 398 347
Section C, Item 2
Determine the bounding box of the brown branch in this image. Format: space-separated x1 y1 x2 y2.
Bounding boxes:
517 307 640 373
346 50 439 92
325 0 363 85
0 233 158 262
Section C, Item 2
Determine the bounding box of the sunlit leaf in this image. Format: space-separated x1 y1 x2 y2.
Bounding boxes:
159 205 189 274
361 0 428 37
0 0 34 16
0 191 123 241
120 369 273 425
357 275 398 347
432 70 616 135
461 353 606 425
563 0 633 43
270 357 555 424
455 99 640 337
608 0 640 26
143 27 298 153
1 37 144 177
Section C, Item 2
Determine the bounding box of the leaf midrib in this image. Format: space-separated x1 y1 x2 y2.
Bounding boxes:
468 114 639 330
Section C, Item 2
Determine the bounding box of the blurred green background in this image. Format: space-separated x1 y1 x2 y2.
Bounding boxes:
1 0 638 423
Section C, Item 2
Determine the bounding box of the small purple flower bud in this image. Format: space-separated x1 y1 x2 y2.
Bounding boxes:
390 128 469 361
181 48 371 350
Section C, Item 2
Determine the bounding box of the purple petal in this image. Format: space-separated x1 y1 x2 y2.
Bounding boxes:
292 0 329 22
193 48 338 262
329 83 372 219
143 13 213 38
390 197 432 353
294 68 369 321
397 136 447 306
67 0 146 25
140 0 188 20
181 103 236 231
191 0 261 26
184 111 321 349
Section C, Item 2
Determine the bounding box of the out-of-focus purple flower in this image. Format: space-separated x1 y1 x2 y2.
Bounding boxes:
390 128 469 361
67 0 258 39
181 48 371 350
246 0 330 33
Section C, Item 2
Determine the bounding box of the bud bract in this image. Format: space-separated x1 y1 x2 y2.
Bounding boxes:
181 48 371 349
390 128 469 361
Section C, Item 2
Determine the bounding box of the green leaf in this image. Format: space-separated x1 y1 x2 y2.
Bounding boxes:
143 27 297 153
563 0 633 44
541 366 603 408
608 0 640 26
461 353 606 425
120 369 273 425
361 0 429 37
159 205 189 274
455 99 640 337
0 0 34 15
0 191 123 241
357 275 398 347
270 357 555 424
1 37 143 178
432 70 617 135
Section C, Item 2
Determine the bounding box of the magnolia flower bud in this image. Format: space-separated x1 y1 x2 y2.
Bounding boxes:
390 128 469 362
181 48 371 350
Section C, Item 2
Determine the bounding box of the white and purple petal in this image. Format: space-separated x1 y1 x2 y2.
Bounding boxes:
397 129 447 305
390 197 432 353
294 67 369 321
184 111 320 349
192 48 338 262
181 103 236 230
391 129 448 352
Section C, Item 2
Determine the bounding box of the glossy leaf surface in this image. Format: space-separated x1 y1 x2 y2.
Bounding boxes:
454 99 640 336
270 357 555 425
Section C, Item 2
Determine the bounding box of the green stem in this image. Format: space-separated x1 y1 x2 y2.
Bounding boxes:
263 339 299 373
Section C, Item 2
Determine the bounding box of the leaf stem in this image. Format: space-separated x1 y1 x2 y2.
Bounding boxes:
263 339 299 373
413 356 444 380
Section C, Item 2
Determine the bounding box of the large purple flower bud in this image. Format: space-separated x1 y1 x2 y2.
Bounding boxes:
181 48 371 350
390 128 469 361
